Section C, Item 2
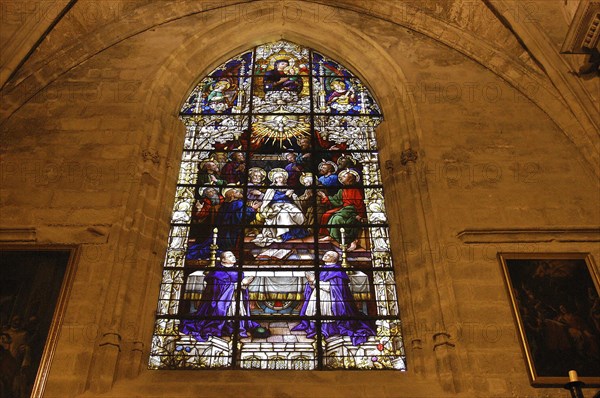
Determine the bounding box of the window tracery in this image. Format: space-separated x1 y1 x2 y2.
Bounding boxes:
150 40 405 370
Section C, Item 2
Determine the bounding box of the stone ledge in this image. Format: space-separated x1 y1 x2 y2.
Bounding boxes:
457 227 600 243
0 225 111 244
0 227 36 242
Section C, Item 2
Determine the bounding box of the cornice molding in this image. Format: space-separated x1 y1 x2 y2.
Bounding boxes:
0 227 37 242
561 0 600 54
457 227 600 243
0 225 111 244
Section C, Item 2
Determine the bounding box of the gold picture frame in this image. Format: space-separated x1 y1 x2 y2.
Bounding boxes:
0 245 79 398
498 252 600 386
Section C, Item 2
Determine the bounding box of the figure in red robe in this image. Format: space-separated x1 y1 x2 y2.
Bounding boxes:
318 170 366 251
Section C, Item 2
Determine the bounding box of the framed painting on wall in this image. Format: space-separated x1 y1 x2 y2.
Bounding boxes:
498 252 600 386
0 246 78 398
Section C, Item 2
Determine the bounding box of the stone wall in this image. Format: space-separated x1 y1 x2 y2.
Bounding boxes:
1 1 598 397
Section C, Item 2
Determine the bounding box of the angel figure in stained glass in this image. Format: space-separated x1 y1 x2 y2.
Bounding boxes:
202 79 237 113
207 80 230 108
327 79 356 113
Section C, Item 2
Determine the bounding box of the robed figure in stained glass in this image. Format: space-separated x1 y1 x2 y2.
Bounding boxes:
264 59 303 93
318 169 366 251
221 152 246 184
152 41 405 371
206 80 233 112
251 168 308 247
216 188 259 254
179 251 259 342
327 79 357 113
292 251 376 346
187 188 259 260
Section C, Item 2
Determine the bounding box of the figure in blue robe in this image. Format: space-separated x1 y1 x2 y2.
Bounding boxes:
292 251 376 346
179 251 259 341
318 174 339 187
317 161 340 196
215 191 257 252
186 188 258 259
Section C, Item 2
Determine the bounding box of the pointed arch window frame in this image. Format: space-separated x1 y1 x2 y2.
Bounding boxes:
149 40 405 371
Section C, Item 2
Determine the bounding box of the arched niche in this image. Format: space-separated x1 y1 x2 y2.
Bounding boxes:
85 7 459 393
149 39 408 371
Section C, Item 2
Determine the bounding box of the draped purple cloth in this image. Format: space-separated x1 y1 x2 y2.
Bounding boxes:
179 267 259 342
292 263 376 346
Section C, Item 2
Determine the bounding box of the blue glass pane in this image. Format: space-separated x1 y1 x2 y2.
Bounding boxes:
312 52 354 78
153 40 405 371
209 51 253 77
181 77 251 115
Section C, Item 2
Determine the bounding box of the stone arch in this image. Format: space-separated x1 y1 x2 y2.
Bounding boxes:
2 1 596 178
77 6 463 390
137 4 446 332
3 1 596 396
143 36 435 372
51 1 583 392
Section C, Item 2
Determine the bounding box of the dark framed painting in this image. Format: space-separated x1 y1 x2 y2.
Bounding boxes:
0 245 78 398
498 252 600 386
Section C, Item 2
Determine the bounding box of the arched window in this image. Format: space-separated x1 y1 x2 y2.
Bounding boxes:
150 40 405 370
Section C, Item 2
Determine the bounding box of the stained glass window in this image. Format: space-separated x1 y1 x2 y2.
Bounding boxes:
150 40 405 370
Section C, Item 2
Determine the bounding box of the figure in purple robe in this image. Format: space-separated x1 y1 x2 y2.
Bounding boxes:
292 251 376 346
283 152 303 188
179 251 259 341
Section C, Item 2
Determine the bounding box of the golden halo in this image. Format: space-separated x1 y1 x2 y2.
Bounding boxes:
300 172 314 186
338 169 360 183
248 167 267 181
214 80 231 90
268 168 288 183
318 160 338 173
222 187 242 199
